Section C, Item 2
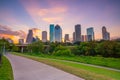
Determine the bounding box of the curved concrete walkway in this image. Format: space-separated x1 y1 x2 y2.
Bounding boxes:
6 54 84 80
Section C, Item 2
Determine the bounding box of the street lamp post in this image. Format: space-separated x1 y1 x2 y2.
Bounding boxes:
3 42 5 54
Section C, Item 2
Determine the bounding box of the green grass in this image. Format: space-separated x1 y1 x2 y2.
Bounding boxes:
12 52 120 80
15 52 120 70
0 56 14 80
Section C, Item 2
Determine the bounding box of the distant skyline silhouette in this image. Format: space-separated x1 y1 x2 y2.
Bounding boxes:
0 0 120 42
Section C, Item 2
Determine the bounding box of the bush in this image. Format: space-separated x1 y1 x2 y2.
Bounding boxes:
53 45 73 56
53 49 73 56
27 41 44 54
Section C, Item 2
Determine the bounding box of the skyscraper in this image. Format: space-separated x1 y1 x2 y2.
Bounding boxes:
55 24 62 42
64 34 69 42
73 32 76 42
26 29 33 43
50 24 55 42
81 35 87 42
42 31 47 42
32 28 41 40
26 28 41 43
87 27 95 41
75 24 81 42
102 26 110 40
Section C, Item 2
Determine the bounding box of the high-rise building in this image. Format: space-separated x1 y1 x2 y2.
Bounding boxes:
26 28 41 43
64 34 69 42
55 24 62 42
102 26 110 40
73 32 76 42
87 27 95 41
32 28 41 40
81 35 87 42
75 24 81 42
42 31 47 42
50 24 55 42
26 29 33 43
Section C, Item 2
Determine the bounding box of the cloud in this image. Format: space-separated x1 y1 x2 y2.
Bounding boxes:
43 17 63 23
38 7 67 16
0 24 26 39
20 0 67 24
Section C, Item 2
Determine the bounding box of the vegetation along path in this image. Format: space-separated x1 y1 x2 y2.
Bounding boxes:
6 53 84 80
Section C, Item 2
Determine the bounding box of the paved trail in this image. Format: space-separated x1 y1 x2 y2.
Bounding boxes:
6 54 84 80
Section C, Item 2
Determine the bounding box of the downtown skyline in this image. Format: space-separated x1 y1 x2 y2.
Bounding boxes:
0 0 120 42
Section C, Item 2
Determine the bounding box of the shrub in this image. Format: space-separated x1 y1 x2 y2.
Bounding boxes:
53 45 73 56
53 49 73 56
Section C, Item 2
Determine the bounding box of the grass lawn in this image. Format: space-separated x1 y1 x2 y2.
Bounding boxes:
0 56 13 80
14 52 120 70
12 52 120 80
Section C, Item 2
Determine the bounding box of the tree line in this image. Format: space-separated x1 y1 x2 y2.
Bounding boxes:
0 38 120 58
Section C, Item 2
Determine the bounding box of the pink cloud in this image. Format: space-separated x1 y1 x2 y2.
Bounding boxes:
0 24 26 39
43 17 63 23
20 0 67 25
38 7 67 16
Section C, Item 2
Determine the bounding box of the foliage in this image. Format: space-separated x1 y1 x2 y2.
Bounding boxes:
27 41 44 54
1 39 119 58
0 38 10 53
49 42 58 53
96 41 120 58
10 44 19 52
72 42 97 56
53 45 73 56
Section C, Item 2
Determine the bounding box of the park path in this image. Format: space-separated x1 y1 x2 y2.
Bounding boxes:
6 54 84 80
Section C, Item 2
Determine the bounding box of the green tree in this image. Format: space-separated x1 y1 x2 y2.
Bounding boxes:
53 45 73 56
96 41 120 57
27 41 44 54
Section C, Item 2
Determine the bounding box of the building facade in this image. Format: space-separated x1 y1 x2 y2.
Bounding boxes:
64 34 69 42
81 35 87 42
42 31 47 42
50 24 55 42
26 29 33 43
73 32 76 42
26 28 41 44
102 26 110 40
75 24 81 42
87 27 95 41
55 24 62 42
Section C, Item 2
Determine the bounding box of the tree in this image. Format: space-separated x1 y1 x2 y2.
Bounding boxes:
27 41 44 54
96 41 120 58
53 45 73 56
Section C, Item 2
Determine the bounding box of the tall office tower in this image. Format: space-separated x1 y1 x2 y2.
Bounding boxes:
26 29 33 43
73 32 76 42
81 35 84 42
87 27 95 41
26 28 41 43
42 31 47 42
81 35 88 42
50 24 55 42
75 24 81 42
102 26 110 40
64 34 69 42
84 35 88 42
55 24 62 42
32 28 41 40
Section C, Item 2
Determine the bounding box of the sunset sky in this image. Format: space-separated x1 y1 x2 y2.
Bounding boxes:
0 0 120 42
